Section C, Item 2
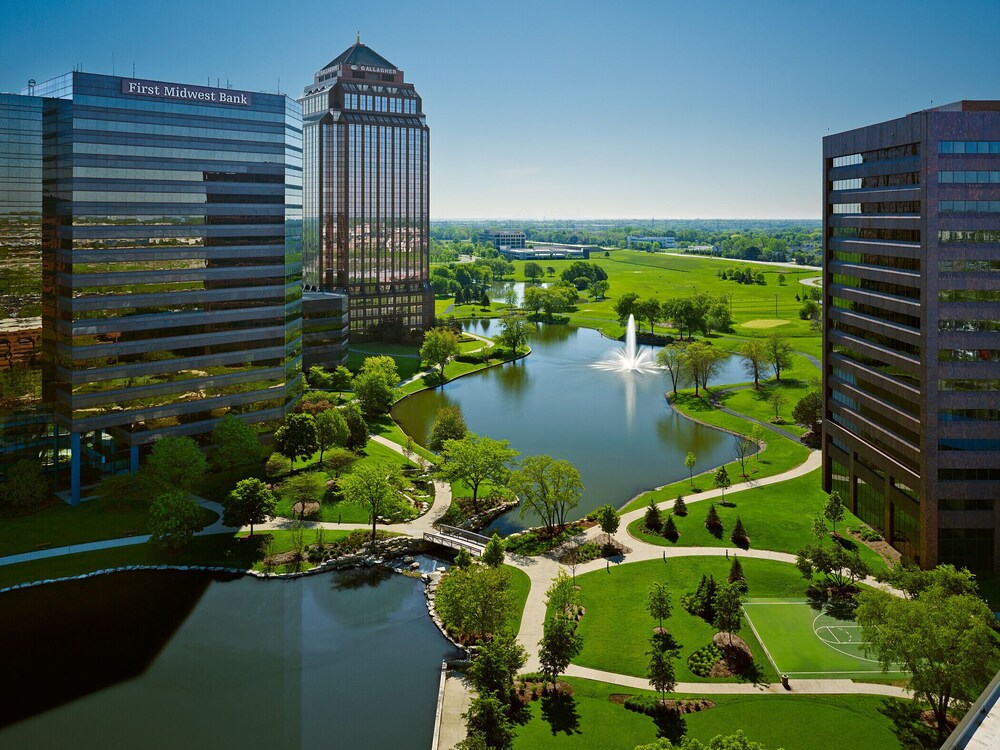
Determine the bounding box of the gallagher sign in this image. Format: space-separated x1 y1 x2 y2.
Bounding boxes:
121 78 253 106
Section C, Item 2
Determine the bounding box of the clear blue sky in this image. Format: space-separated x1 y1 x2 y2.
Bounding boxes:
2 0 997 219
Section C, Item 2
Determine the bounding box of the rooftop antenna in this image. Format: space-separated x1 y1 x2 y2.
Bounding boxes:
357 30 361 44
132 62 135 77
112 51 115 75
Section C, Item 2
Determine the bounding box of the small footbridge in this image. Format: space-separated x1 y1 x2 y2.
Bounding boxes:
423 525 490 555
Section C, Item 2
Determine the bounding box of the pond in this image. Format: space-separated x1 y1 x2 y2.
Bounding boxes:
0 565 460 749
393 317 748 534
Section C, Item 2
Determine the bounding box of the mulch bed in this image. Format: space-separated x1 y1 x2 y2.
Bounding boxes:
608 695 716 713
515 678 573 703
709 632 754 677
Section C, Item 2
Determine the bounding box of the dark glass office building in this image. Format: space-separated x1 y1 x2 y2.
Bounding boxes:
1 72 303 502
0 93 56 483
823 101 1000 571
300 39 433 341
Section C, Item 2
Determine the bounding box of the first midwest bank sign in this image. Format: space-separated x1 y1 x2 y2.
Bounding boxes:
121 78 253 106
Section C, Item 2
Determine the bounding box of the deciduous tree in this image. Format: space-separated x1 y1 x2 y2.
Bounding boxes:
738 339 770 390
613 292 640 327
420 327 461 379
148 435 207 493
282 471 326 520
657 345 687 395
792 390 822 433
647 582 673 631
435 564 515 643
147 490 204 551
596 503 620 545
764 332 793 382
511 455 583 536
210 414 262 472
823 491 845 535
340 461 405 544
428 405 467 451
713 466 731 503
315 408 349 464
274 412 318 463
713 583 745 645
435 433 519 515
352 356 401 417
224 477 277 536
0 459 48 514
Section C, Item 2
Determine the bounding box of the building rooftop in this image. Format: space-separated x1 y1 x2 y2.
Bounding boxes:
323 37 397 72
922 100 1000 113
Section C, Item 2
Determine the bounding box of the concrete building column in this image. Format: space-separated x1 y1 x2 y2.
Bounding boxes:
130 444 139 474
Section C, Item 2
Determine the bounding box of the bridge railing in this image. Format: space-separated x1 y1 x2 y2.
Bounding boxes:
436 525 491 547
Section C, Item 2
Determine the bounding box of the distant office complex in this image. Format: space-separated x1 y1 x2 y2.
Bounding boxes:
626 235 677 249
0 73 303 501
823 101 1000 571
299 38 433 341
479 229 526 251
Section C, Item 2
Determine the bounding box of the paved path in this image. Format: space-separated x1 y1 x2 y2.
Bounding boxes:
703 386 803 442
435 672 475 750
799 276 823 288
662 253 821 272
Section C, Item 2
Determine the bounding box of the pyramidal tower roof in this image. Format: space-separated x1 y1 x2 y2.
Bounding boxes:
323 34 397 71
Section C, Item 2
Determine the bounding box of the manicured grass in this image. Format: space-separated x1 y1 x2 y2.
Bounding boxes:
507 564 531 634
368 416 438 464
0 497 218 558
511 677 905 750
622 393 811 514
570 557 808 682
281 440 425 524
628 469 888 573
742 599 906 679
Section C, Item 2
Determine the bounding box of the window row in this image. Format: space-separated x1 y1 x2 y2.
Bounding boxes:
940 141 1000 154
940 200 1000 213
830 227 921 242
831 172 920 191
343 93 416 114
938 230 1000 244
938 319 1000 332
940 258 1000 272
939 379 1000 392
831 201 920 215
939 170 1000 184
939 348 1000 362
940 468 1000 481
939 289 1000 303
833 249 920 271
831 143 919 168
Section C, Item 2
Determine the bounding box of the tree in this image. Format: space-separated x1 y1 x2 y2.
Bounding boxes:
539 612 582 684
454 286 465 305
647 638 677 700
497 311 532 353
147 490 203 551
353 356 400 417
657 345 687 395
322 447 357 478
428 405 467 452
523 261 543 281
634 298 661 335
856 576 1000 741
511 455 583 537
265 453 292 481
767 390 788 422
823 490 845 535
282 471 326 520
454 547 474 569
467 630 527 701
764 332 793 382
662 514 678 541
464 691 516 750
795 543 871 596
315 408 349 464
596 503 620 545
880 562 980 601
777 273 786 285
681 342 727 396
705 502 723 533
733 435 754 479
545 265 556 277
644 498 662 532
340 461 405 544
684 451 698 488
634 731 776 749
792 391 823 433
210 414 261 472
147 436 207 493
589 278 610 300
728 556 747 593
730 517 748 546
738 339 770 390
481 534 506 568
713 583 745 645
274 412 318 463
613 292 640 327
647 582 673 631
224 478 276 536
436 433 520 515
713 466 731 503
521 285 545 316
0 459 48 513
329 365 353 399
812 513 830 542
435 564 515 643
342 401 369 451
307 365 333 390
421 327 461 379
673 494 688 516
480 291 490 307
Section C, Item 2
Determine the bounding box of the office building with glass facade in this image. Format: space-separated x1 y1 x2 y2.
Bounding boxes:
823 101 1000 571
300 39 433 342
0 72 303 502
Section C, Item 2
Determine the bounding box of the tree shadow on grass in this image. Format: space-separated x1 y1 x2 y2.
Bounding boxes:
540 692 581 735
878 698 938 750
653 711 686 744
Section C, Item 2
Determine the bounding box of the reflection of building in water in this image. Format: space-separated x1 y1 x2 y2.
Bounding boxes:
300 37 433 341
0 74 304 501
822 101 1000 572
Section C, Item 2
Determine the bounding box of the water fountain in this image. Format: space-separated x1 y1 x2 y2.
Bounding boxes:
593 314 660 373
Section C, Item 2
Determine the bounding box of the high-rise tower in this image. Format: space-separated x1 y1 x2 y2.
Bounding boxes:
823 101 1000 571
300 38 433 342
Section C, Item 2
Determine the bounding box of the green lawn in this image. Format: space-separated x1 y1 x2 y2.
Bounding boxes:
627 469 888 573
570 557 809 682
507 564 531 634
0 497 217 558
622 394 811 514
512 677 906 750
742 599 907 680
